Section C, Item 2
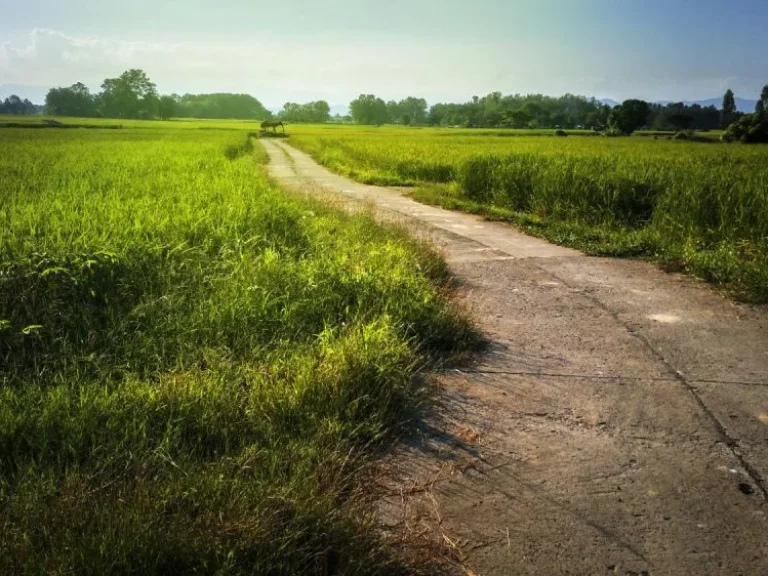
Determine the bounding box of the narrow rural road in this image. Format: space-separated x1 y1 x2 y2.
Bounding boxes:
261 139 768 576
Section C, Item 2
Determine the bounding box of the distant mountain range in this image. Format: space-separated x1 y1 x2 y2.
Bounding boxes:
600 97 757 113
0 84 50 104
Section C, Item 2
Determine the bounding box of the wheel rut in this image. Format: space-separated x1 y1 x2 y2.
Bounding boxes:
261 138 768 576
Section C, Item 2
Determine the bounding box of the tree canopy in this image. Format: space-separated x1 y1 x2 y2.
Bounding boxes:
385 97 428 125
722 89 736 114
278 101 331 123
36 71 768 131
343 90 765 131
723 85 768 143
0 95 38 116
649 102 721 131
100 69 159 119
45 83 97 117
174 93 271 120
608 99 651 134
759 85 768 117
158 95 177 120
43 70 271 120
349 94 389 125
424 93 613 129
722 89 737 127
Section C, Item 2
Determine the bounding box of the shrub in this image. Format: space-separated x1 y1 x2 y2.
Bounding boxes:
722 114 768 143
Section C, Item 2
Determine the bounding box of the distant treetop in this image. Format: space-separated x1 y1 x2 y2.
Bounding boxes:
43 70 272 120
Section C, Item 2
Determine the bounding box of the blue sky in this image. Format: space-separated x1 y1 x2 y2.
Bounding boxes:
1 0 766 107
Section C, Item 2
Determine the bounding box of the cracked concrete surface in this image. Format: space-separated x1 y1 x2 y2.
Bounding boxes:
261 138 768 576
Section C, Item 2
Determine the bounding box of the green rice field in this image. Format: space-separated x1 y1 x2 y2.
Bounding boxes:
0 125 475 574
289 125 768 301
1 116 766 573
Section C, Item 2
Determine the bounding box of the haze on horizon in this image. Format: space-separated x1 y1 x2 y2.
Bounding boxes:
1 0 767 108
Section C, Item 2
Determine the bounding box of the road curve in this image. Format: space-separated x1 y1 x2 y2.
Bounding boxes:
261 138 768 576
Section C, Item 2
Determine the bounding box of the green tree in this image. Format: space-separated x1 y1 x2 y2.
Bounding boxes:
758 84 768 117
722 89 736 127
25 98 36 115
521 102 543 126
425 93 636 129
2 95 26 115
723 85 768 143
385 100 402 123
278 100 330 122
100 69 158 119
174 93 270 120
279 102 302 121
608 100 650 134
385 97 427 125
308 100 331 122
649 102 720 131
399 97 428 125
158 95 177 120
45 83 97 117
668 113 694 131
0 94 37 115
349 94 388 125
722 113 768 143
501 109 532 128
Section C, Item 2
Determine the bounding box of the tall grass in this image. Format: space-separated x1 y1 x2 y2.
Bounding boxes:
290 127 768 301
0 128 476 574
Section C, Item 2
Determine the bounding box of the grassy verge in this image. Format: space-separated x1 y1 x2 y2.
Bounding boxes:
409 182 768 302
0 128 477 574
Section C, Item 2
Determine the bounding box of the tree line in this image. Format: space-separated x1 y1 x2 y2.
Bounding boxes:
23 67 768 138
349 92 612 128
172 93 272 120
277 101 331 123
0 95 41 116
348 89 765 133
44 69 271 120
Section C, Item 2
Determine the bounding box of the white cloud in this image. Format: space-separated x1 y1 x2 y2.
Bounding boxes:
0 28 562 105
2 28 744 105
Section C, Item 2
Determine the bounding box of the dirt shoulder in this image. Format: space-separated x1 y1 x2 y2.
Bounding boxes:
261 138 768 576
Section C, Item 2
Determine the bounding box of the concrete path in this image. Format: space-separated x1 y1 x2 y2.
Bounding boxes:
261 139 768 576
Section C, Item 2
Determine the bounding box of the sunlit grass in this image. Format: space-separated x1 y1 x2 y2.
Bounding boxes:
289 125 768 301
0 127 476 574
